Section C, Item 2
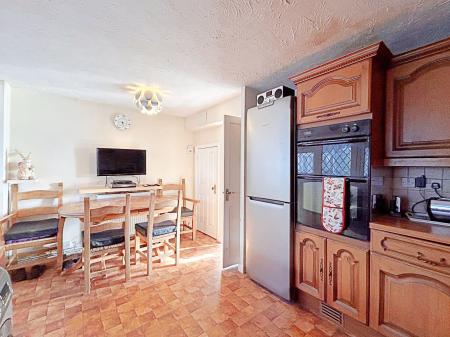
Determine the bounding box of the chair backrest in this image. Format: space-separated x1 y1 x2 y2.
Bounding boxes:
157 178 186 207
84 194 131 236
147 187 182 239
11 182 63 222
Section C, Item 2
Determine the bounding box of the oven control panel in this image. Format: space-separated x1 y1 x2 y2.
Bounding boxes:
298 119 371 142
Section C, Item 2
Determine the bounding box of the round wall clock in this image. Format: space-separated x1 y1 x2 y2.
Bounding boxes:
113 114 131 130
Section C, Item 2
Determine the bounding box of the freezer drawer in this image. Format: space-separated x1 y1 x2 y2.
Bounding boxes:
246 197 292 301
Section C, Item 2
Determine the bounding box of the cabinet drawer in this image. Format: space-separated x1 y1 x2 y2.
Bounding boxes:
371 229 450 275
296 61 370 125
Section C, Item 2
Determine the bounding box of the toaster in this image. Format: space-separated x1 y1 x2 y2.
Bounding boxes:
427 198 450 223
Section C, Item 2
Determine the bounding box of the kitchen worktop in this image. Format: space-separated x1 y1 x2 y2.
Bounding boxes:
370 215 450 245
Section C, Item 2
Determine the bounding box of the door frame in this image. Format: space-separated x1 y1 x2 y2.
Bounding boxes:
194 143 220 240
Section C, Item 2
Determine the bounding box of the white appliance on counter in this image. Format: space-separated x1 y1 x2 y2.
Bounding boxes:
246 93 294 301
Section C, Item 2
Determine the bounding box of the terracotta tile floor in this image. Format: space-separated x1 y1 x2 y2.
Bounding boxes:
12 232 348 337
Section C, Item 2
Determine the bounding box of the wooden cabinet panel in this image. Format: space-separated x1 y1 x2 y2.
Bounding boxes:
296 61 369 124
371 229 450 275
370 253 450 337
385 37 450 165
326 239 369 324
294 231 326 300
291 42 391 126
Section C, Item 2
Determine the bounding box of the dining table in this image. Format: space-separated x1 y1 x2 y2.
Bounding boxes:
56 194 174 274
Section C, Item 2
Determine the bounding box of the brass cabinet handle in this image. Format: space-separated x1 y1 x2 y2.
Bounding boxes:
328 262 333 286
319 258 324 281
316 111 341 119
417 252 448 267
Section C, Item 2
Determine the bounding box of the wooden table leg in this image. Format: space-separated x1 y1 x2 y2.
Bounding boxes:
56 217 66 272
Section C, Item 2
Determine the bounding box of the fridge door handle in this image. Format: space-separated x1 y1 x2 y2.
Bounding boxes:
248 196 286 206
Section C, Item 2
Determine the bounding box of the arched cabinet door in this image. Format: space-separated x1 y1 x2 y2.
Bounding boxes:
326 239 369 324
370 253 450 337
385 38 450 165
294 231 326 300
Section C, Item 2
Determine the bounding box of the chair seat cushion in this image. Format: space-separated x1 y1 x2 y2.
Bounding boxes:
87 229 125 249
181 206 193 217
135 220 176 237
4 218 58 244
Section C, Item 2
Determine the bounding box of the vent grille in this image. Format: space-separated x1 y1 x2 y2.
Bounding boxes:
320 303 343 325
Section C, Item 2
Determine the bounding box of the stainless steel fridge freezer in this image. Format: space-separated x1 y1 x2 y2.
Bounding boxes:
245 95 294 301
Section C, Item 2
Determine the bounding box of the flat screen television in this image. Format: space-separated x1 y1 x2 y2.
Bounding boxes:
97 148 146 176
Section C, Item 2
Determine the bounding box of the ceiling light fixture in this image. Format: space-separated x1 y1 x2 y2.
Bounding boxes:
133 88 163 115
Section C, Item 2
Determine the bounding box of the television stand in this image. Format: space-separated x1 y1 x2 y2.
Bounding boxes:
111 180 137 188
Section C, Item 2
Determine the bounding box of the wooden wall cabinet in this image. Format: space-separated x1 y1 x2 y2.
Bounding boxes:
290 42 391 127
294 230 369 324
385 37 450 166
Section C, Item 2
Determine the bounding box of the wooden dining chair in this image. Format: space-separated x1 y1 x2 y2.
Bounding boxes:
135 187 182 275
83 194 131 294
0 183 63 272
157 178 200 240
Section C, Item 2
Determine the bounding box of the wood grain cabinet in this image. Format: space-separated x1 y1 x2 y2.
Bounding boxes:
294 231 369 324
290 42 391 126
370 253 450 337
369 222 450 337
326 239 369 324
294 231 326 300
385 37 450 166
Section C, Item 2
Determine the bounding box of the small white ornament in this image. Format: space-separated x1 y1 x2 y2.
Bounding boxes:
16 150 36 180
113 114 131 130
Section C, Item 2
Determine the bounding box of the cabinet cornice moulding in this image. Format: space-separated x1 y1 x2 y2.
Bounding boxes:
290 41 392 84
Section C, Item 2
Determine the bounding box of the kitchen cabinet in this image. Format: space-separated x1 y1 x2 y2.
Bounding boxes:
369 218 450 337
294 231 326 300
290 42 391 126
294 229 369 324
385 37 450 166
370 253 450 337
326 239 369 323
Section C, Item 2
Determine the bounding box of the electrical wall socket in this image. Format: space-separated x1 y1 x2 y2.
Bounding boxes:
401 177 415 188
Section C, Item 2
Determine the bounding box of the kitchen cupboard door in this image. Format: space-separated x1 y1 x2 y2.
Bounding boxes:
326 239 369 324
294 231 326 300
295 61 370 125
385 38 450 164
370 253 450 337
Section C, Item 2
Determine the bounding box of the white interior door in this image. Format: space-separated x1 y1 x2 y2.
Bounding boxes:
195 145 219 239
223 116 241 269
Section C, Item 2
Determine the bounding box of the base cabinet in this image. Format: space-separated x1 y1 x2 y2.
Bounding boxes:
294 231 326 300
294 231 369 324
327 239 369 324
370 253 450 337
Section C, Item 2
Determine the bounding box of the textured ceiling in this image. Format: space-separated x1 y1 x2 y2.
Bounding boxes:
0 0 449 116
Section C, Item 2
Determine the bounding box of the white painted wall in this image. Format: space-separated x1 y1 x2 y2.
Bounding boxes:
186 95 240 131
192 95 241 245
9 87 195 249
0 81 11 216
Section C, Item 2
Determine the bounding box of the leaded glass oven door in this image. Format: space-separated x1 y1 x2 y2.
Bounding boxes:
297 137 369 178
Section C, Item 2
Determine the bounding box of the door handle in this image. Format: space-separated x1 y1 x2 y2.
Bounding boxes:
211 185 217 194
224 188 234 201
328 262 333 286
320 258 324 282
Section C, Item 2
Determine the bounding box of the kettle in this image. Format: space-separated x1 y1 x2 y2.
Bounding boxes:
427 198 450 223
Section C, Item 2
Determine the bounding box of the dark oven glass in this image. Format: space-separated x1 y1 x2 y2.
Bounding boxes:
297 139 369 178
297 177 370 241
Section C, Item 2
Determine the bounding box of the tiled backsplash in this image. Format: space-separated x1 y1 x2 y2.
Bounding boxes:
371 167 450 213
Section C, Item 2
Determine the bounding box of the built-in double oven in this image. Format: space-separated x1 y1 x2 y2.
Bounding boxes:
296 120 371 241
